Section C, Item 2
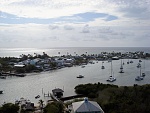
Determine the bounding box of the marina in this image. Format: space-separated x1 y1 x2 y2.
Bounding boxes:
0 58 150 105
0 47 150 105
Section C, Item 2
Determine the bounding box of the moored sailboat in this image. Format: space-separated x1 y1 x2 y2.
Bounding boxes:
135 65 144 81
107 61 116 82
119 59 124 73
101 61 105 69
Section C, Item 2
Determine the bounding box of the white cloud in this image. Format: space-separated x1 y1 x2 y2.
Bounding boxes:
0 0 150 47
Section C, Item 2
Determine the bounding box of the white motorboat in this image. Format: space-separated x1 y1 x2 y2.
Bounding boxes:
107 76 116 82
77 75 84 78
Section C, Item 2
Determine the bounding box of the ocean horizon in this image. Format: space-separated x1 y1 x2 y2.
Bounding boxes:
0 47 150 57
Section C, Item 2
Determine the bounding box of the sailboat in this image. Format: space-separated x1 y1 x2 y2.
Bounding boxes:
101 61 105 69
119 59 124 73
137 63 141 68
141 60 146 77
122 59 125 65
127 59 129 64
135 66 144 81
107 61 116 82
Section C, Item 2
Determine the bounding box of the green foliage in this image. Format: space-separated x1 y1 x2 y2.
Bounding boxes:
44 102 64 113
25 64 37 72
0 103 19 113
74 82 118 98
50 62 57 68
75 83 150 113
15 68 25 73
97 85 150 113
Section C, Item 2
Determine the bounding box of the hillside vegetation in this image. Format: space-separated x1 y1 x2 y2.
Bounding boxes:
75 83 150 113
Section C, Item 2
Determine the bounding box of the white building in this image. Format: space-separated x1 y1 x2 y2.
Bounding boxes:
71 98 104 113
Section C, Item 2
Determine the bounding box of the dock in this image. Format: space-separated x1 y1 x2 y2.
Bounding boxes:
60 94 84 101
0 72 26 77
44 92 51 97
47 94 84 102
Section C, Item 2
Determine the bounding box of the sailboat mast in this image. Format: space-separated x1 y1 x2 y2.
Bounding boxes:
111 61 112 76
140 66 141 76
144 60 145 72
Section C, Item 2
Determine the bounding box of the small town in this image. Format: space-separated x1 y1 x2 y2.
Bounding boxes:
0 51 149 76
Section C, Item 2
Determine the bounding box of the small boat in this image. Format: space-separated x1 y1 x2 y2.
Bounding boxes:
107 76 116 82
35 95 40 99
139 60 142 62
77 75 84 78
101 66 105 69
141 73 145 77
135 76 143 81
119 59 124 73
16 74 26 77
0 90 3 94
81 65 85 68
141 60 146 77
130 60 133 63
101 61 105 69
127 59 129 64
137 63 141 68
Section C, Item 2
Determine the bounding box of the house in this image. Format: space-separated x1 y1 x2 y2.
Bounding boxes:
52 88 64 98
71 97 104 113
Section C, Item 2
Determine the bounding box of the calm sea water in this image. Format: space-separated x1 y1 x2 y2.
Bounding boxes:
0 47 150 57
0 47 150 105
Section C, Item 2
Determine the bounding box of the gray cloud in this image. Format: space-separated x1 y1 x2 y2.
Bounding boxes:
64 25 74 30
82 24 90 33
48 25 59 30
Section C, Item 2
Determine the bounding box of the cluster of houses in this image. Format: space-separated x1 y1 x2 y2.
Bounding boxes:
14 57 75 72
0 51 148 75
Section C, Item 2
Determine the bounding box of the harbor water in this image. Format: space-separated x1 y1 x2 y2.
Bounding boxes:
0 47 150 105
0 58 150 105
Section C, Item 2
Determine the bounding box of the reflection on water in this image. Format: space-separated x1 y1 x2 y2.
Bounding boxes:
0 59 150 105
0 47 150 57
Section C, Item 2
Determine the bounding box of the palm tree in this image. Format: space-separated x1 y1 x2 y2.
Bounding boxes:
38 99 44 113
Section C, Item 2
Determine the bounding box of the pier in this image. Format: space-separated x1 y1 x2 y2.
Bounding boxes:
43 92 51 97
60 94 84 101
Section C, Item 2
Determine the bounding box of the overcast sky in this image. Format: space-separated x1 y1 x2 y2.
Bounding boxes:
0 0 150 48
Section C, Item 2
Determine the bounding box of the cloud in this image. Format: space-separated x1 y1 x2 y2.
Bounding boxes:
82 24 90 33
0 0 150 47
64 25 74 30
119 6 150 19
49 25 59 30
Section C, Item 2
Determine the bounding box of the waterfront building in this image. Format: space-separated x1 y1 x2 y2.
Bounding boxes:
71 97 104 113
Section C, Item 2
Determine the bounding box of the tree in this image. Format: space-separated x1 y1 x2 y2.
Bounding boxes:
39 99 44 113
0 103 19 113
44 102 64 113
